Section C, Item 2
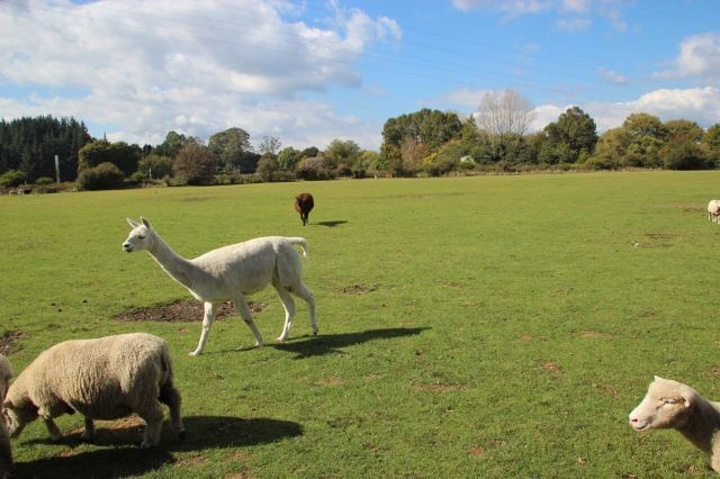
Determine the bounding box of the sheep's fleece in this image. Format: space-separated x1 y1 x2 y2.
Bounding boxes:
0 354 13 478
3 333 184 448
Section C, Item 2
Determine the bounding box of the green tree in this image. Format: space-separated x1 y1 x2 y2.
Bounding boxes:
543 106 597 163
381 109 463 161
703 124 720 150
208 127 252 173
138 154 173 180
665 119 704 142
77 140 139 176
77 162 125 190
172 143 214 185
661 137 712 170
154 131 197 158
324 139 362 175
277 147 302 171
256 154 279 181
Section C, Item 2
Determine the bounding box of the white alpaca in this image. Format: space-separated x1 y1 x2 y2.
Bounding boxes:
122 217 317 355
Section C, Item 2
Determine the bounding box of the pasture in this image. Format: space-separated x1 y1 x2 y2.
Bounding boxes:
1 171 720 477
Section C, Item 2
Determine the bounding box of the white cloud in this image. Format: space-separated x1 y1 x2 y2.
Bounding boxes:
555 18 591 32
0 0 400 149
450 0 629 32
653 33 720 85
436 88 494 109
598 67 630 85
530 87 720 133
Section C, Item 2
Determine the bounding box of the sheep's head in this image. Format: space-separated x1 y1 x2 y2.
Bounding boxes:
629 376 696 432
123 217 153 253
3 397 38 438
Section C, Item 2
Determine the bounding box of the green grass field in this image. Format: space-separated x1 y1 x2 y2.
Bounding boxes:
2 171 720 478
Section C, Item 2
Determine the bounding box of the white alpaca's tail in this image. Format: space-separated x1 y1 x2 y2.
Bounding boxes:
287 237 309 257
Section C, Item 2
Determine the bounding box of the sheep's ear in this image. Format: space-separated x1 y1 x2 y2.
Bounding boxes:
654 375 665 382
127 217 140 228
141 217 151 229
681 392 695 409
3 398 12 409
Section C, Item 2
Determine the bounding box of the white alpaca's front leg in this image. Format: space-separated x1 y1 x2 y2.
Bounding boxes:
234 294 264 347
190 302 216 356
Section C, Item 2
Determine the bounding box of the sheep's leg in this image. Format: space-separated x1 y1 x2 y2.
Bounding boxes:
294 281 318 336
81 416 96 440
138 401 164 448
190 302 216 356
160 382 185 440
234 294 264 347
41 416 62 441
273 282 296 342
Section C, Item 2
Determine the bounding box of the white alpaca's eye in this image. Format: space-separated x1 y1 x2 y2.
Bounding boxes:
662 398 677 405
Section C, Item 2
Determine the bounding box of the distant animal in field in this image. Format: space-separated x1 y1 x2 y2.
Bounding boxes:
3 333 184 449
708 200 720 223
122 217 318 355
294 193 314 226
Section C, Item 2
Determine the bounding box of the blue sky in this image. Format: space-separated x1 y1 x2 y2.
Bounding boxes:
1 0 719 150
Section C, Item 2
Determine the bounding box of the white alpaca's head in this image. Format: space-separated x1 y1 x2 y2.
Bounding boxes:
123 217 154 253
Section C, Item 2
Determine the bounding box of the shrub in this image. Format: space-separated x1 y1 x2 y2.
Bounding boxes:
77 162 126 190
0 170 26 188
34 176 55 185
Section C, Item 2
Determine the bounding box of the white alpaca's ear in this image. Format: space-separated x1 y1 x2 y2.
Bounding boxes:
654 375 664 382
3 399 12 408
141 217 151 229
127 218 140 228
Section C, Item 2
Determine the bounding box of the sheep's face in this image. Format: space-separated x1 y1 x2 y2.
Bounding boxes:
629 376 695 432
3 400 38 438
123 217 152 253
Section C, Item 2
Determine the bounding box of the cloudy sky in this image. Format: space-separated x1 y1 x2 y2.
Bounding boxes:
1 0 719 150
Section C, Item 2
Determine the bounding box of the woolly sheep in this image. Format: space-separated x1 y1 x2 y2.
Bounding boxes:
629 376 720 472
708 200 720 223
3 333 184 448
0 354 13 478
122 217 318 355
294 193 314 226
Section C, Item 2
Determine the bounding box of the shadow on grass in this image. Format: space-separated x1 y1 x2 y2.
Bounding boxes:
315 220 347 227
272 327 430 359
17 415 303 478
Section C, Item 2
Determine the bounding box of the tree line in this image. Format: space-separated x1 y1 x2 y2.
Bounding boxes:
2 95 720 190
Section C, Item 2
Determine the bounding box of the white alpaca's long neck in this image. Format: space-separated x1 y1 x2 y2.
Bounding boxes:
146 230 197 290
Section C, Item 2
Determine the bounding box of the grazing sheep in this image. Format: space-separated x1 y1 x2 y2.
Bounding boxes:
294 193 314 226
123 217 317 355
629 376 720 472
708 200 720 223
3 333 184 448
0 354 13 478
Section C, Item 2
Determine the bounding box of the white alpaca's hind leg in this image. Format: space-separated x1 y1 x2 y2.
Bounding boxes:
274 284 296 342
294 282 317 335
190 302 216 356
234 295 264 347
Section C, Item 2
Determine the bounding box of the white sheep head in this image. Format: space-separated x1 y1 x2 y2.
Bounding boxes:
629 376 697 432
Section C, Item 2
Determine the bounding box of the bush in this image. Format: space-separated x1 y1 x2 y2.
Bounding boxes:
0 170 26 188
34 176 55 185
77 162 126 190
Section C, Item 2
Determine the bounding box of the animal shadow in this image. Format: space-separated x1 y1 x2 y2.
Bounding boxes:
273 327 430 359
316 220 347 227
17 416 303 478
